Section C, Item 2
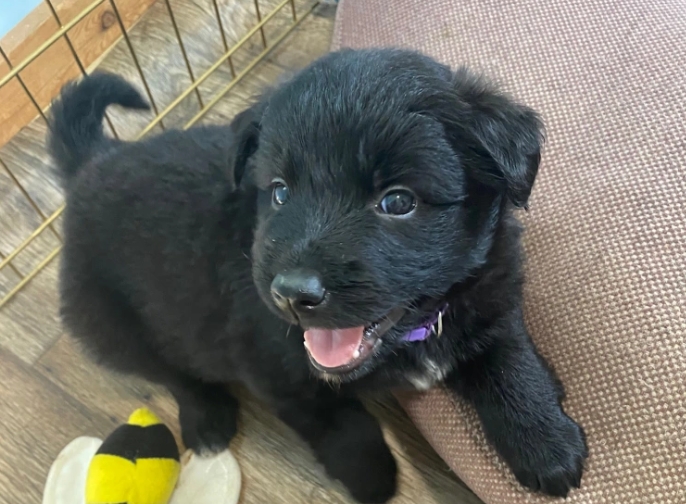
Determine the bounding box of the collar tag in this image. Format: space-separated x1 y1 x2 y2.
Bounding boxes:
402 303 449 343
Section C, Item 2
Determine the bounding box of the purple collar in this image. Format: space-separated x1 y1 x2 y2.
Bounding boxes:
402 303 449 342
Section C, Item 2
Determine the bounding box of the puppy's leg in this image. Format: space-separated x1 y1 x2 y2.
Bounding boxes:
275 391 397 504
121 353 239 453
447 311 588 497
62 280 238 453
166 379 239 454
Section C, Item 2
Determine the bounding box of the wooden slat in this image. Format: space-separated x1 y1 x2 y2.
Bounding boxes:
0 258 61 365
0 348 117 503
0 0 158 148
266 2 338 71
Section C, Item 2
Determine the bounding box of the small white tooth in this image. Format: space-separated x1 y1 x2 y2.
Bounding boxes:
304 340 310 350
353 349 360 359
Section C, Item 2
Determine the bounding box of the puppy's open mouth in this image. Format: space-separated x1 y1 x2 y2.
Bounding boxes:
303 307 406 373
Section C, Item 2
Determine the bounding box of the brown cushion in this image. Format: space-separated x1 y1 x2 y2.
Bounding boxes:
332 1 686 502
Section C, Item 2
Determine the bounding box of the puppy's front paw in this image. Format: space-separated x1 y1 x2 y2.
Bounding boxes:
510 415 588 497
316 412 397 503
319 437 397 503
178 394 238 454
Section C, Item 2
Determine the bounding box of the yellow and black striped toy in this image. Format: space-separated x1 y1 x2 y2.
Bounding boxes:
42 407 242 504
85 408 180 504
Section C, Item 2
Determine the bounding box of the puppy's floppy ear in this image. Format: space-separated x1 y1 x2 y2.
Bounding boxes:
228 103 261 188
445 68 544 208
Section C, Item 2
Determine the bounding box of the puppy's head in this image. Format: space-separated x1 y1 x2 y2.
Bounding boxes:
230 49 543 381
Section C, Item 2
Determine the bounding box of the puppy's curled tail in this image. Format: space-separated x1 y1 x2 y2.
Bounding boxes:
48 71 149 182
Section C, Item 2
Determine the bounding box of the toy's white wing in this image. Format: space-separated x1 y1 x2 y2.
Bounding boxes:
170 450 242 504
42 437 103 504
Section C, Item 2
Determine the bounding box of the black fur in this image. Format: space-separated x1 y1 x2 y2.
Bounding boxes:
51 49 587 502
48 71 149 182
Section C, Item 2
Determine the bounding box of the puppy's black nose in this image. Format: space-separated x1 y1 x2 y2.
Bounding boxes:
271 269 326 312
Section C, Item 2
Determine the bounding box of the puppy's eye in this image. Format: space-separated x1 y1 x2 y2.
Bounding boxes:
377 190 416 216
272 180 289 207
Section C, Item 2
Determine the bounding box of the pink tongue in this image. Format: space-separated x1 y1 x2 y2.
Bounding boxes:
303 326 365 368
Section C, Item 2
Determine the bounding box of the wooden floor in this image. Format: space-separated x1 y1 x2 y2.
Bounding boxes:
0 1 482 503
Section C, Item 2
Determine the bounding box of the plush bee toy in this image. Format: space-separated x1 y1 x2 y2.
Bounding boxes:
43 408 241 504
85 408 180 504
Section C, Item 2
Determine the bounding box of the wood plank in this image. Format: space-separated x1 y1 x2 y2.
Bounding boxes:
0 348 118 503
0 120 63 219
0 150 62 290
0 144 63 365
36 336 179 428
0 143 61 366
267 2 338 71
0 157 47 261
0 259 62 365
0 0 158 148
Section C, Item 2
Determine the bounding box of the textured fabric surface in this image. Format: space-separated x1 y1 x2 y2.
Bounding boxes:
332 1 686 503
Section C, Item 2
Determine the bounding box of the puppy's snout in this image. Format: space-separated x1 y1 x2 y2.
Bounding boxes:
270 269 326 313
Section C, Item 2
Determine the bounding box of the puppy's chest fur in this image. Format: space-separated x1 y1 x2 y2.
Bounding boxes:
405 357 453 390
351 342 456 392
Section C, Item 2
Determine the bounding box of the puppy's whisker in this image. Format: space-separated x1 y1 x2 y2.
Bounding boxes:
232 280 256 296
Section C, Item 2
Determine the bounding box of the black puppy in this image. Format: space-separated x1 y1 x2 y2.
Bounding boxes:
51 48 587 502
